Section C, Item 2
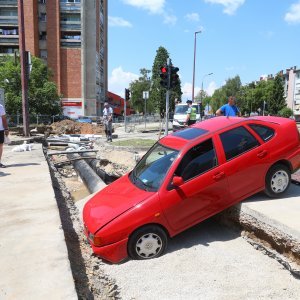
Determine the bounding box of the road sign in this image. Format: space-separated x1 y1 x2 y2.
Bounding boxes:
143 91 149 100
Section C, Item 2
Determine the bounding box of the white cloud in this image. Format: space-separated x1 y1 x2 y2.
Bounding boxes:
108 16 132 28
108 67 139 97
204 0 245 15
182 82 201 101
122 0 165 14
163 13 177 25
122 0 177 26
185 13 200 22
284 1 300 24
206 81 217 96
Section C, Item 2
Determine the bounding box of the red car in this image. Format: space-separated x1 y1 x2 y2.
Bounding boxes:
83 116 300 263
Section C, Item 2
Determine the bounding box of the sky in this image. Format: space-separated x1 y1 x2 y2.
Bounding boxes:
108 0 300 100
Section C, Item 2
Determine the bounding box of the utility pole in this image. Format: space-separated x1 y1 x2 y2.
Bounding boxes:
18 0 29 136
192 31 201 102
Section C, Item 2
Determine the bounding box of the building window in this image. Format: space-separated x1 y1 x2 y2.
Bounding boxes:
0 8 18 16
40 13 47 22
39 32 47 40
60 13 80 22
39 0 46 3
60 0 81 3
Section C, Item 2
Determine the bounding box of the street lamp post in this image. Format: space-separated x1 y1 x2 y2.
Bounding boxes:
200 72 213 121
192 31 201 102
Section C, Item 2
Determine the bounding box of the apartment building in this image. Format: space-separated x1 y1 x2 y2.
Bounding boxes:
283 66 300 121
0 0 108 118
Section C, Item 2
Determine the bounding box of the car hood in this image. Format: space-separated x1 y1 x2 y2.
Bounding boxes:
83 174 152 234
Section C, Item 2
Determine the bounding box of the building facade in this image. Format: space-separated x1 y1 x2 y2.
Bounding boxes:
283 66 300 121
0 0 108 118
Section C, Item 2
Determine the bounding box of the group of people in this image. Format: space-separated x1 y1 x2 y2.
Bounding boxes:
184 96 241 126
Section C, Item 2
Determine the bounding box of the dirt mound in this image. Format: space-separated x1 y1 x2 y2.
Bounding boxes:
50 120 104 135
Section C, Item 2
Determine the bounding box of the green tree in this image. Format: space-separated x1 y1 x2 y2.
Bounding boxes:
129 68 151 113
149 46 182 117
210 75 242 113
268 74 286 115
0 55 61 115
278 107 292 118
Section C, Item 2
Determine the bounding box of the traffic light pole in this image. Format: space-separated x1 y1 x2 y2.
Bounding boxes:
165 58 171 136
124 89 127 132
18 0 29 137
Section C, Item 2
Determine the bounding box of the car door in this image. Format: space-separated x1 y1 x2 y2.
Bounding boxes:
218 125 269 203
160 138 231 233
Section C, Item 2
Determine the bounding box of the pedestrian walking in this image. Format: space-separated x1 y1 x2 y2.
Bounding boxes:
184 100 197 126
216 96 241 117
103 102 113 142
0 103 9 168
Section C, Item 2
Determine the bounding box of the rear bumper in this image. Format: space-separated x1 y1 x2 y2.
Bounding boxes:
90 238 129 264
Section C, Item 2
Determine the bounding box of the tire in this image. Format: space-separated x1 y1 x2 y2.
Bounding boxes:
264 164 291 198
128 225 168 260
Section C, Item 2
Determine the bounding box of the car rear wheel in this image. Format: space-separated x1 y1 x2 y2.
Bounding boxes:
264 164 291 198
128 225 168 260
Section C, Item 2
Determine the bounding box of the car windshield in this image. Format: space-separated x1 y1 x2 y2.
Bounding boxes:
130 143 179 192
174 105 199 115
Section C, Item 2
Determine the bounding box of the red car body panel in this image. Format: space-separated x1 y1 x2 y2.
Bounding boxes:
83 174 154 234
83 116 300 263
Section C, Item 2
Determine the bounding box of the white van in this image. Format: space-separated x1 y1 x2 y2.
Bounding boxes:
172 102 201 131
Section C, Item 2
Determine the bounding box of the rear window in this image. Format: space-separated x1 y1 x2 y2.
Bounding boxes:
249 124 275 142
172 128 208 140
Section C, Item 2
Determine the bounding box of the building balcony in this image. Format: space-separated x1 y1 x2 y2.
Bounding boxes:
60 38 81 48
60 3 81 12
60 21 81 31
39 40 47 50
0 0 18 7
0 35 18 45
38 21 46 32
0 16 18 26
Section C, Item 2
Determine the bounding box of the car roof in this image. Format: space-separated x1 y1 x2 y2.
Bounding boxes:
160 116 293 150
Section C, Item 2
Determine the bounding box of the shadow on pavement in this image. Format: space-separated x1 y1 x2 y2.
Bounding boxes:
6 163 40 167
167 218 240 255
0 171 11 177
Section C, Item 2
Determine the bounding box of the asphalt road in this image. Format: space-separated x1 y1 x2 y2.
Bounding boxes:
101 219 300 300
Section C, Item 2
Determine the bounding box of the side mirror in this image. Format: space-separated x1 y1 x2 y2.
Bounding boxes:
172 176 184 187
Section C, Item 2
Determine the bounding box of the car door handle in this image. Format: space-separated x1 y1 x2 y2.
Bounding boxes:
213 172 225 180
257 150 268 158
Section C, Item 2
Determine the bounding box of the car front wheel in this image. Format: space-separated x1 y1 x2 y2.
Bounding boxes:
128 225 168 260
264 164 291 198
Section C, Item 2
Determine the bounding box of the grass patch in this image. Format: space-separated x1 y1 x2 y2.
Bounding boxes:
111 139 156 147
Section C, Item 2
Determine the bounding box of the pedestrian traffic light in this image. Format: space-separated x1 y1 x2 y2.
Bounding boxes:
160 66 169 89
170 66 179 89
125 88 130 101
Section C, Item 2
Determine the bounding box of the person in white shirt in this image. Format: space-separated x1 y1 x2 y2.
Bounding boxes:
103 102 113 142
0 104 9 168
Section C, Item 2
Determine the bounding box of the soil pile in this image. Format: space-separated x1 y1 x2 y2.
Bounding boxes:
50 120 104 135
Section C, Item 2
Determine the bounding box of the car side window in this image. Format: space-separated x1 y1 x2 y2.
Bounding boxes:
220 126 259 161
249 124 275 142
175 138 218 181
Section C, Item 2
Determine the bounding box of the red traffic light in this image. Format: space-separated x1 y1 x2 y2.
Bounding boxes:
161 66 167 73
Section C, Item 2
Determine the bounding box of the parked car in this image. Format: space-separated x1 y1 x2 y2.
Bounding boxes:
172 102 201 131
83 116 300 263
76 116 92 124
